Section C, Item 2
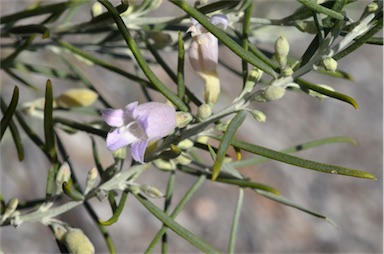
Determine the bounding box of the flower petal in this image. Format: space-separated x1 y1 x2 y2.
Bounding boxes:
131 140 149 164
210 14 228 30
188 33 218 73
133 102 176 141
106 127 141 151
101 109 125 127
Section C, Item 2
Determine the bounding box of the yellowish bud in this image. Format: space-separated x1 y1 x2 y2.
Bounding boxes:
91 2 103 17
55 89 98 108
367 2 378 13
140 184 164 198
253 86 286 102
176 112 193 128
249 109 266 122
198 103 212 120
177 139 194 150
55 162 71 195
282 66 293 77
153 158 176 171
322 57 338 72
274 36 290 68
64 229 95 254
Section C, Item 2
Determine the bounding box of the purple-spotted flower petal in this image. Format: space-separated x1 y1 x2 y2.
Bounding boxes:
101 101 176 164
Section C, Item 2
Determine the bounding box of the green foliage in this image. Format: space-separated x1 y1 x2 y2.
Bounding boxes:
0 0 381 253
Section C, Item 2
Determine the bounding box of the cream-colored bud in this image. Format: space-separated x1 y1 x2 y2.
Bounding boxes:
177 139 194 150
112 146 127 160
55 89 98 108
249 109 266 122
275 36 290 58
274 36 290 68
176 112 193 128
282 66 293 77
367 2 378 13
55 162 71 195
64 229 95 254
1 198 19 223
253 86 286 102
51 223 68 241
264 86 286 101
140 184 164 198
198 103 212 120
84 167 98 195
322 57 338 72
91 2 103 17
153 158 176 171
175 153 192 165
196 135 209 144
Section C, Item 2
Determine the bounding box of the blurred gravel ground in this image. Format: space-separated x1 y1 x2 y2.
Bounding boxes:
1 1 383 253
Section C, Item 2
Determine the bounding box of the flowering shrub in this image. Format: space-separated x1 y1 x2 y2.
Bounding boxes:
0 0 382 253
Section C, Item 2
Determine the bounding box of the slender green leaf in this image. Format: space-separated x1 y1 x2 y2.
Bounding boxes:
177 31 186 102
296 78 359 109
98 0 188 112
255 189 337 227
170 0 277 78
44 80 57 162
99 191 129 226
210 135 376 180
212 111 246 181
0 2 69 24
1 86 19 140
135 192 220 253
0 95 24 160
228 188 244 254
297 0 348 21
231 136 356 168
7 24 50 39
162 170 176 253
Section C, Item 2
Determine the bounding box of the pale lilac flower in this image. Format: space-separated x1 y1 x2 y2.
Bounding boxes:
101 101 176 164
187 14 228 104
187 14 228 75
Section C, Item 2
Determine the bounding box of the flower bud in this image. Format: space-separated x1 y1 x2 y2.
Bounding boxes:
140 184 164 198
64 229 95 254
282 66 293 77
252 86 286 102
249 109 266 122
55 162 71 195
198 103 212 120
196 135 209 144
177 139 194 150
322 57 338 72
176 111 193 128
274 36 290 68
153 158 177 171
1 198 19 223
175 153 192 165
91 2 103 17
55 89 98 108
367 2 378 13
84 167 98 195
